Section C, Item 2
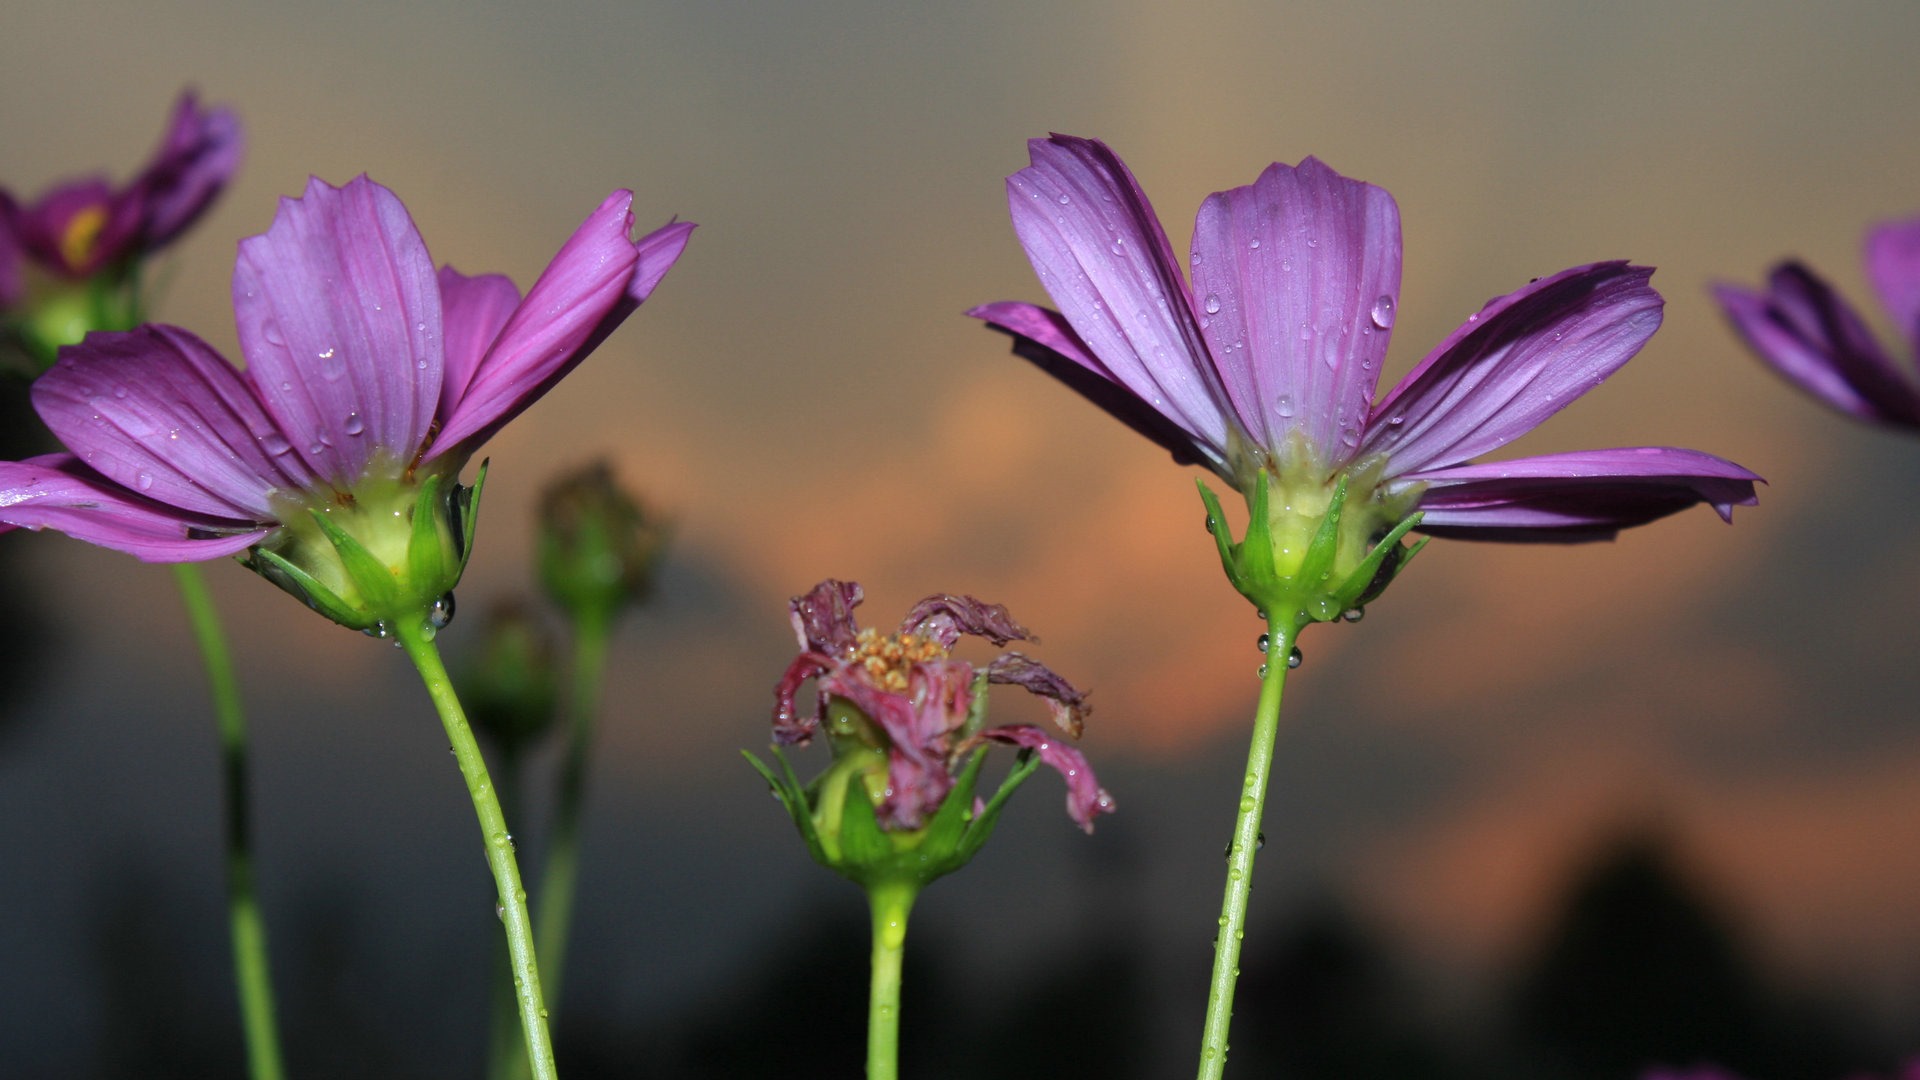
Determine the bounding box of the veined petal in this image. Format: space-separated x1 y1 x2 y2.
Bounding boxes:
437 267 521 416
431 198 693 456
34 325 312 519
0 453 266 562
1006 136 1232 456
1190 157 1401 470
1865 217 1920 353
1364 262 1665 475
901 592 1032 648
135 91 244 249
986 650 1090 739
968 301 1224 472
790 578 864 654
1404 447 1761 540
1714 264 1920 427
981 725 1115 833
234 175 442 484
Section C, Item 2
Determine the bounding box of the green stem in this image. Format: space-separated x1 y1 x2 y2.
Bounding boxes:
1196 621 1294 1080
533 610 614 1008
865 879 919 1080
394 619 558 1080
486 750 530 1080
171 562 286 1080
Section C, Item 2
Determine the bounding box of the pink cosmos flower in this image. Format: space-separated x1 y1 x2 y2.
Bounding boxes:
0 90 241 303
1714 217 1920 432
971 136 1759 543
0 175 692 627
772 579 1114 833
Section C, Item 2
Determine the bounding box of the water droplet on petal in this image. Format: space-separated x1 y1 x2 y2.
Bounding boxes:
1249 237 1261 249
1190 250 1204 267
1298 323 1313 341
1275 394 1295 418
1057 192 1071 205
1370 295 1396 329
1204 293 1222 315
112 385 129 399
1110 239 1126 256
135 472 154 491
262 321 285 346
262 434 292 455
342 412 364 435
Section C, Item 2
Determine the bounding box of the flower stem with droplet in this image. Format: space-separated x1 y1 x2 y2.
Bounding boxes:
171 562 286 1080
394 616 558 1080
1196 618 1294 1080
865 878 919 1080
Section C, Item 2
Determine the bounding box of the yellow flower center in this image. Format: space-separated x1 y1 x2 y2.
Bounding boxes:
58 203 111 270
851 627 948 692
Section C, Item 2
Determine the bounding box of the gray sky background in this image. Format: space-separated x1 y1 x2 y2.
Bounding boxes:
5 0 1920 1069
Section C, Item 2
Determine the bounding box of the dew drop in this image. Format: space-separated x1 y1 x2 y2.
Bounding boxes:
1275 394 1295 418
262 321 285 346
1248 237 1261 249
1057 192 1071 205
1287 646 1303 669
342 412 364 435
262 434 292 455
1204 293 1222 315
1110 239 1126 256
112 385 129 399
1298 323 1313 341
1370 294 1396 329
1255 632 1270 653
1342 607 1365 623
1307 236 1319 248
1256 663 1268 678
1190 250 1204 267
1255 832 1267 850
1203 514 1216 534
429 592 457 630
1238 795 1256 813
318 347 335 360
280 381 293 393
308 443 326 456
135 471 154 491
1280 258 1292 272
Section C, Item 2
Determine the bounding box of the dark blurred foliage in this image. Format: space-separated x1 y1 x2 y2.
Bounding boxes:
44 823 1919 1079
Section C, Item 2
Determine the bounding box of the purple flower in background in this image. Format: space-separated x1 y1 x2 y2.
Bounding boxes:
971 136 1759 546
773 579 1113 833
0 175 693 631
1714 217 1920 432
0 90 241 298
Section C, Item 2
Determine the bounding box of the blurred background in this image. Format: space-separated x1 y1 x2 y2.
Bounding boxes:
4 1 1920 1076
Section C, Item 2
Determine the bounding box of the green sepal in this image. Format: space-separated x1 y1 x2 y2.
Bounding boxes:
307 505 401 612
457 460 489 573
1197 478 1237 586
241 546 372 630
1336 511 1425 610
1294 474 1351 622
407 472 447 590
742 746 830 866
952 747 1043 865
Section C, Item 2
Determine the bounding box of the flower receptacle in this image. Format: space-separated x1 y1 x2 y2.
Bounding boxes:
1200 465 1427 635
243 459 487 638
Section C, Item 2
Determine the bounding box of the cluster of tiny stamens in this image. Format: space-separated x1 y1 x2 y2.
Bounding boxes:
851 627 947 692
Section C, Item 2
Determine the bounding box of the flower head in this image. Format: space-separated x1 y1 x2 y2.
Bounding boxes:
1714 217 1920 431
0 175 693 635
537 460 669 626
1 91 241 362
766 580 1111 853
971 136 1759 621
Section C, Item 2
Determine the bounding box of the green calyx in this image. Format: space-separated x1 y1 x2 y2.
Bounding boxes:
5 268 143 373
744 678 1041 890
1199 461 1429 635
242 458 488 640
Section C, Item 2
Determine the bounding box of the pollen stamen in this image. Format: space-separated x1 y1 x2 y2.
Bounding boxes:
852 627 947 692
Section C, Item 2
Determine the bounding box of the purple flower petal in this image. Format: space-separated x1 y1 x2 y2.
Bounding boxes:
437 267 521 419
1189 157 1400 470
901 592 1033 648
789 578 864 654
0 453 265 562
1713 278 1898 423
986 651 1090 738
1405 447 1761 540
14 178 141 278
431 200 693 456
772 651 834 745
1865 217 1920 353
1364 262 1666 475
969 301 1225 472
1006 136 1232 457
233 176 441 483
134 91 244 250
982 724 1115 833
33 325 313 519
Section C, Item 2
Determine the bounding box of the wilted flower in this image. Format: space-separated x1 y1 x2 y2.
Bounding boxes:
972 136 1759 620
0 175 693 635
1 91 241 362
754 580 1111 886
537 460 669 625
1714 218 1920 431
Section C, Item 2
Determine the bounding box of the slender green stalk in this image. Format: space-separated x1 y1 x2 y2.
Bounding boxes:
533 610 614 1006
394 619 558 1080
486 750 530 1080
865 879 919 1080
1196 621 1295 1080
171 562 286 1080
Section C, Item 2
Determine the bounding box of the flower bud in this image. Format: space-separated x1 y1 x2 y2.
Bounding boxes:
457 602 561 755
537 461 668 626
